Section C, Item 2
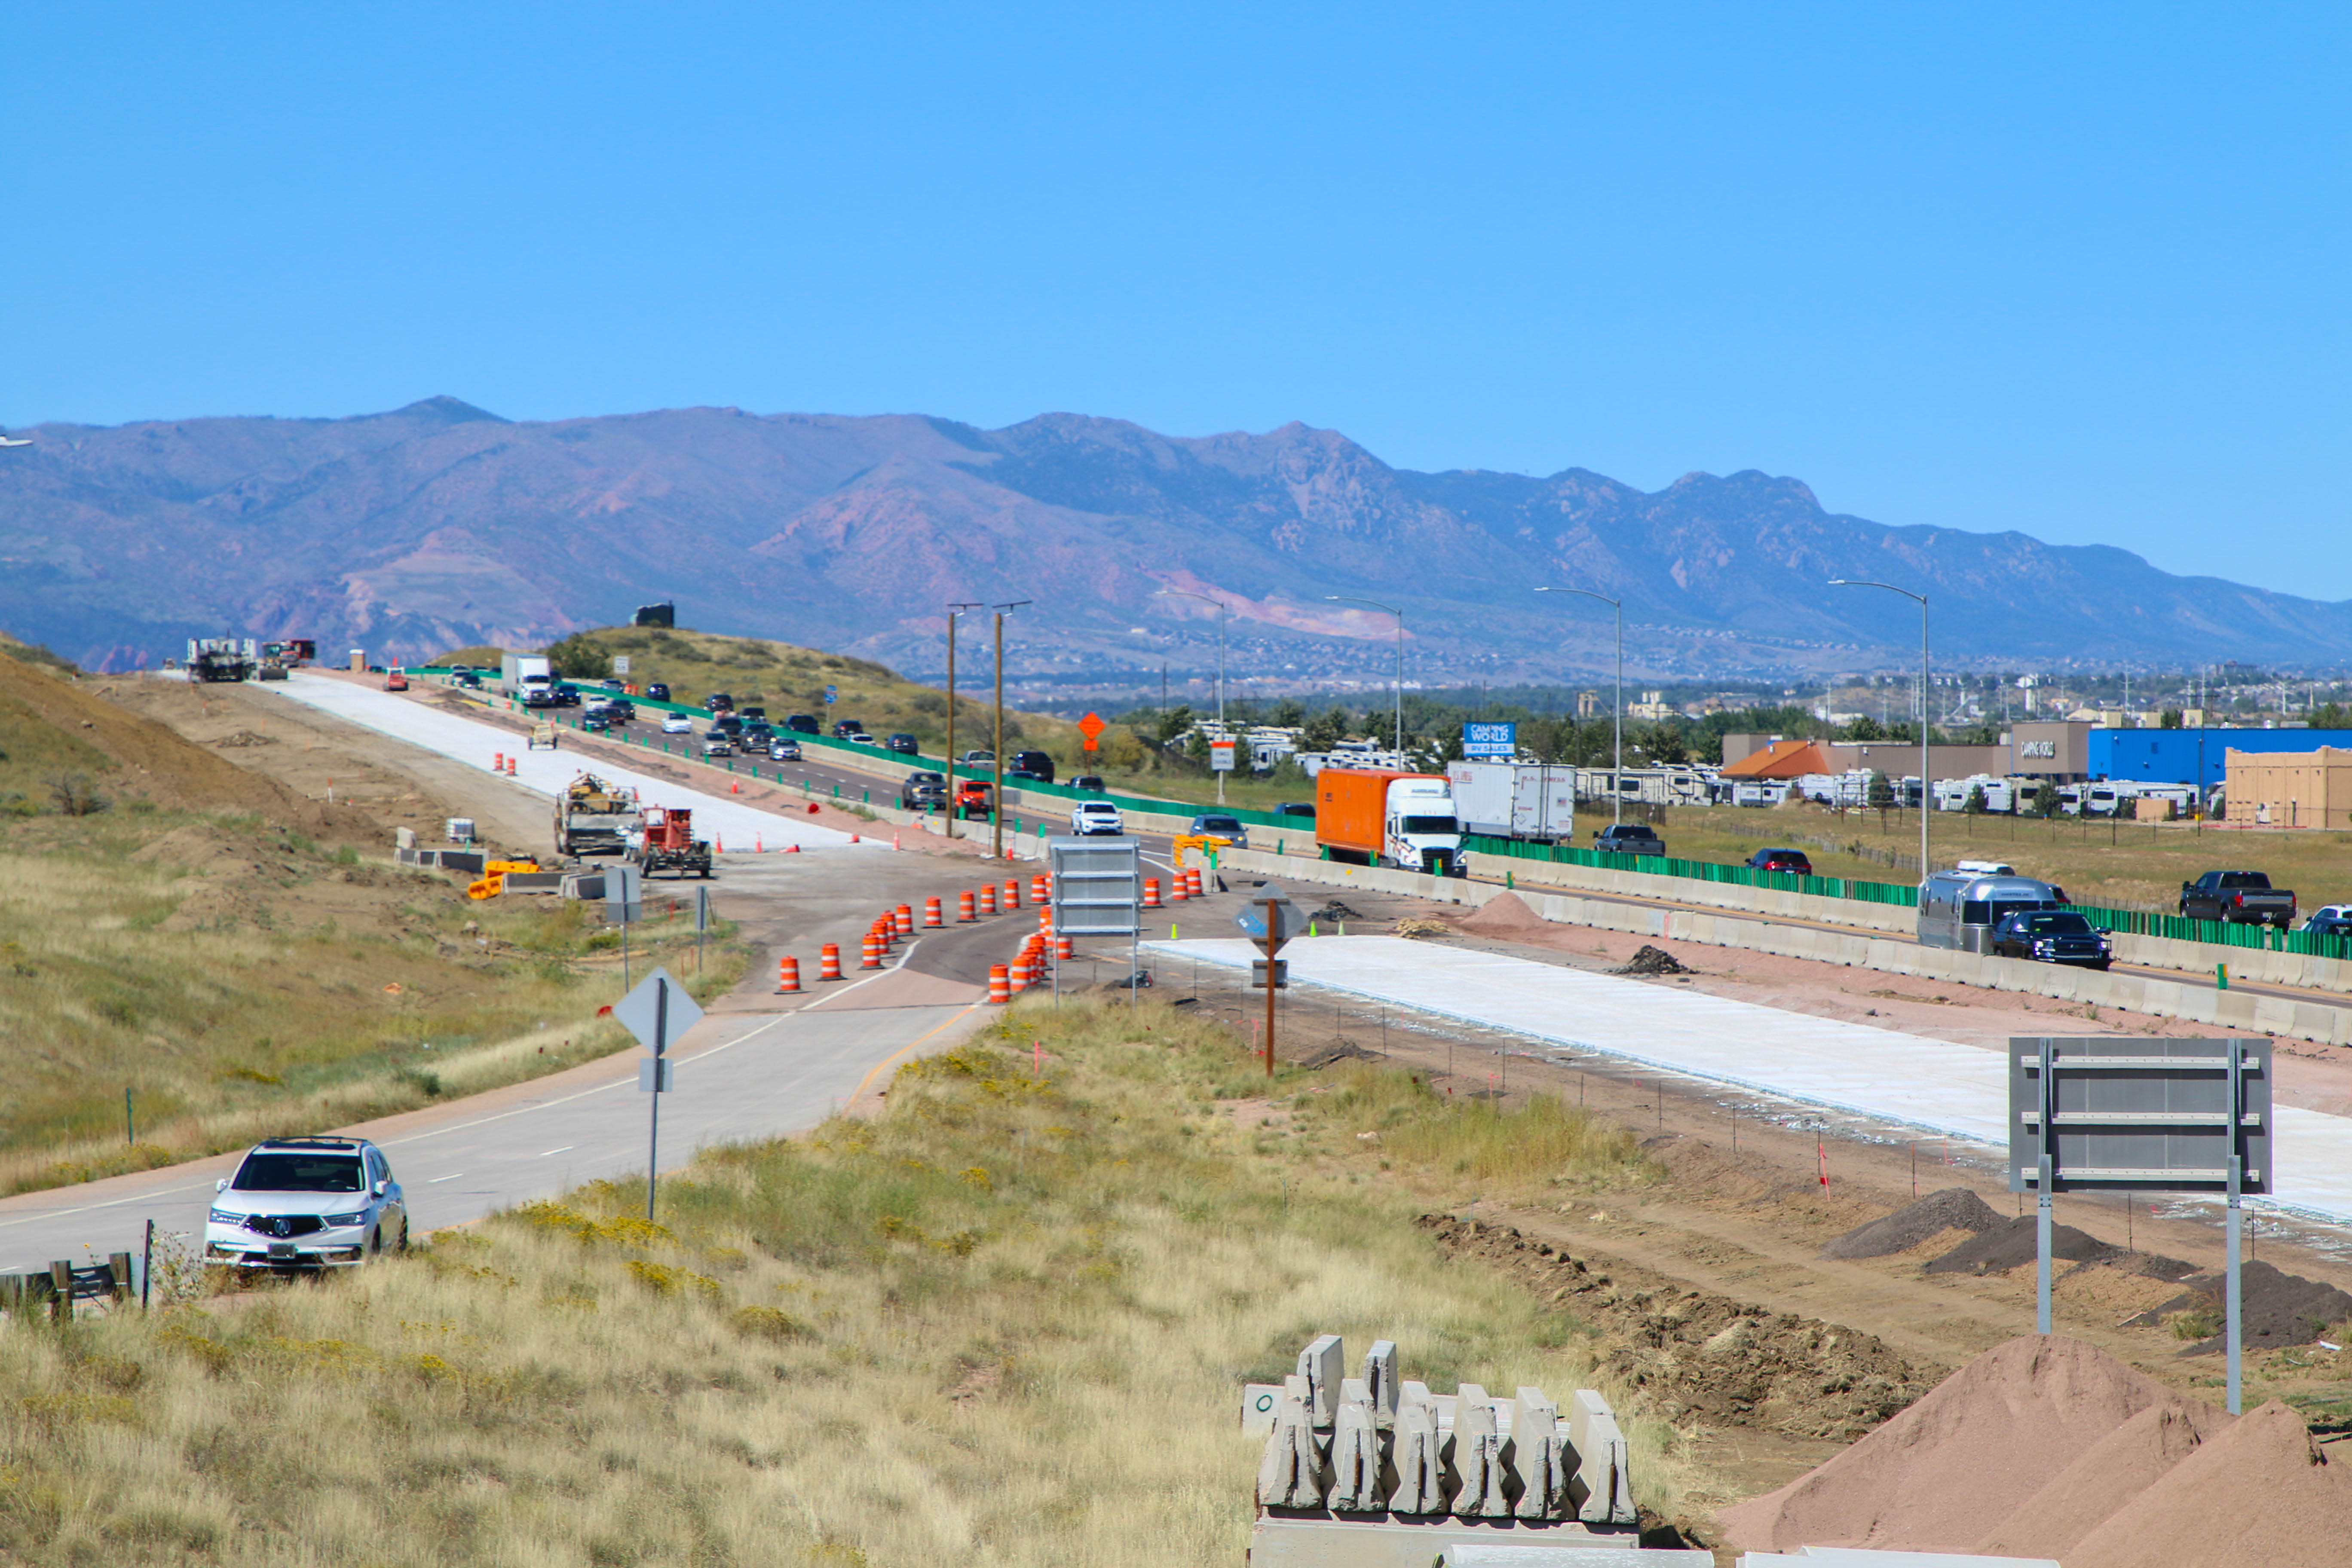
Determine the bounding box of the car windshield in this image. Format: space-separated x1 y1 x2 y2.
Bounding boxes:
1403 815 1459 835
1197 818 1241 833
2015 913 2093 935
909 772 942 784
233 1152 363 1193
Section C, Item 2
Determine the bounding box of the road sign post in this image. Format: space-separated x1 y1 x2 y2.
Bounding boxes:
1236 893 1304 1077
2009 1036 2269 1412
614 968 704 1221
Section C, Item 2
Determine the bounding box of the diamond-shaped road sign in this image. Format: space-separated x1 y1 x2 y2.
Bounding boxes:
1078 711 1106 752
1234 893 1305 954
612 967 703 1057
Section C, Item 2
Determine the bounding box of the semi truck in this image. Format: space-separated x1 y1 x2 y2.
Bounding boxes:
1314 768 1464 875
500 653 556 706
1444 761 1575 842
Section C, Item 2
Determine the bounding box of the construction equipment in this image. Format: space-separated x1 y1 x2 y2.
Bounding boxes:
184 637 258 683
467 859 543 899
555 773 641 858
633 805 712 879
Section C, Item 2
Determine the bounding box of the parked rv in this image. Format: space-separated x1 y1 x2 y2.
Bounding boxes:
1917 870 2069 953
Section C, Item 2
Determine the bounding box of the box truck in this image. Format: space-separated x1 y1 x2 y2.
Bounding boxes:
500 653 555 706
1315 769 1465 875
1444 761 1575 842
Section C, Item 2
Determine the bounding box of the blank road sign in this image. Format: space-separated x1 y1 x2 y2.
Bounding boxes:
1048 839 1142 935
613 968 704 1056
2009 1037 2269 1193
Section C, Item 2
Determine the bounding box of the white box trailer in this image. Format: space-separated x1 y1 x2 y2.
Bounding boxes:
1445 762 1576 842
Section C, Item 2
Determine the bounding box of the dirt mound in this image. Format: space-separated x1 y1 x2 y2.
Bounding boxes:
2068 1401 2352 1568
1421 1215 1937 1440
1717 1334 2213 1554
1823 1188 2001 1259
1923 1213 2120 1274
1306 899 1365 924
0 656 310 819
1976 1399 2233 1559
209 729 277 747
1455 891 1551 939
1614 943 1692 976
1300 1040 1381 1069
2126 1259 2352 1355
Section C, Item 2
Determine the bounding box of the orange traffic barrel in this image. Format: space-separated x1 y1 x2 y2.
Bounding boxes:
1169 873 1188 903
987 964 1011 1004
1030 874 1048 904
958 890 978 922
1055 933 1074 960
860 932 883 969
1004 878 1021 910
818 943 843 981
1186 868 1205 898
1009 955 1030 994
922 896 943 928
980 884 998 916
895 903 914 937
775 956 801 994
493 752 504 771
1143 876 1161 907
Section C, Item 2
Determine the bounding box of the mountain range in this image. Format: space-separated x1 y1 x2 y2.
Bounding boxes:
1 396 2341 683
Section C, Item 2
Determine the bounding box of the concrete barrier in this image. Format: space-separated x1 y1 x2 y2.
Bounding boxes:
1214 848 2352 1049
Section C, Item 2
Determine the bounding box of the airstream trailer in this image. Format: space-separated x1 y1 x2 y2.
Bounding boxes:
1917 869 2070 952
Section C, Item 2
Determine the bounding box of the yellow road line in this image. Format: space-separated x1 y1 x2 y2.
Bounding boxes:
842 1003 982 1115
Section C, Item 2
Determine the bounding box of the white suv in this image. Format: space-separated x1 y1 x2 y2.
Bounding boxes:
206 1137 408 1269
1070 801 1124 836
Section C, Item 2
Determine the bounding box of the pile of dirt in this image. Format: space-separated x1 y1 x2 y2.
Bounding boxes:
1420 1215 1939 1439
1717 1335 2223 1554
2125 1259 2352 1355
1922 1213 2121 1274
1300 1040 1381 1069
1822 1187 2001 1259
1614 944 1692 977
2066 1400 2352 1568
1455 891 1550 938
209 729 277 747
1391 918 1452 939
1978 1400 2235 1560
1306 899 1365 924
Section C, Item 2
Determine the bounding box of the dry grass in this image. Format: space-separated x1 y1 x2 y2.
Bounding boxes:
0 808 743 1195
0 997 1698 1565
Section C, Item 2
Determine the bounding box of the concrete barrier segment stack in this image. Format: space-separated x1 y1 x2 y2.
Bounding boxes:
1451 1384 1510 1519
1510 1387 1568 1521
1329 1379 1384 1514
1257 1384 1324 1509
1566 1389 1637 1526
1389 1387 1445 1515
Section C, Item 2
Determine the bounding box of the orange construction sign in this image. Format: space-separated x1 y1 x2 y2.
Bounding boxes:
1077 711 1106 751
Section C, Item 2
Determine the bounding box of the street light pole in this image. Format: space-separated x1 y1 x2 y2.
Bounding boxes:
1155 589 1230 805
943 603 980 839
991 600 1031 861
1832 579 1930 878
1536 588 1623 827
1326 596 1403 756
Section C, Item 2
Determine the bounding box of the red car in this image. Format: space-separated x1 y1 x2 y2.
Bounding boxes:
383 671 409 692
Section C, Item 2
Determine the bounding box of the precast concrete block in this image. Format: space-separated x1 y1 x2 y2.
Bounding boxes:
1298 1334 1344 1428
1387 1397 1445 1516
1241 1383 1284 1433
1256 1390 1325 1509
1363 1338 1399 1422
1565 1389 1636 1525
1450 1387 1510 1519
1508 1388 1566 1520
1329 1397 1384 1513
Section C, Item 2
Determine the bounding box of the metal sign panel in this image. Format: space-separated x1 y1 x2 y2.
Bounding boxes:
612 655 631 676
605 864 643 924
1209 738 1237 772
1462 721 1518 759
1234 894 1305 952
2008 1037 2269 1194
1047 838 1142 936
613 968 703 1056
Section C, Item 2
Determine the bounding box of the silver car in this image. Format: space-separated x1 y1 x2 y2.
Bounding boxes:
206 1137 408 1269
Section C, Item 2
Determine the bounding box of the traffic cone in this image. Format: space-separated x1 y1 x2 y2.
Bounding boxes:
731 781 740 793
987 964 1011 1004
756 836 763 852
893 833 901 851
1144 877 1162 907
923 896 943 928
895 903 914 937
819 943 843 980
775 956 801 994
958 890 977 922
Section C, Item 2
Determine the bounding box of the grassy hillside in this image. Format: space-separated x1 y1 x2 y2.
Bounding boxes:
0 649 743 1194
0 996 1687 1566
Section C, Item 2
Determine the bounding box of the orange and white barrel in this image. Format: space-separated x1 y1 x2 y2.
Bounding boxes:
1143 876 1161 907
1030 874 1048 904
818 943 843 981
1004 878 1021 910
895 903 914 937
959 890 978 922
1169 873 1188 902
775 956 801 994
980 885 998 916
987 964 1011 1004
1009 954 1030 994
923 896 943 928
860 933 884 969
1055 933 1074 960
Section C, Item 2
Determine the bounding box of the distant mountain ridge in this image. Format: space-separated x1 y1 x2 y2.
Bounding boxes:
0 396 2340 678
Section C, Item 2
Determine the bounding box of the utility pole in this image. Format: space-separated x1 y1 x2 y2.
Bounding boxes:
944 603 980 839
992 601 1030 860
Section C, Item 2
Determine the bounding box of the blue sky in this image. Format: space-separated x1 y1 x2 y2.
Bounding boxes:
4 5 2345 594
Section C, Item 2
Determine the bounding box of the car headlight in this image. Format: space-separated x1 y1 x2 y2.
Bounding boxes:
325 1212 370 1227
208 1208 243 1226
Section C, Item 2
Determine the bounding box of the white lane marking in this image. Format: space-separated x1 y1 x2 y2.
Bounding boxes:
426 1173 465 1183
537 1146 575 1158
798 935 928 1012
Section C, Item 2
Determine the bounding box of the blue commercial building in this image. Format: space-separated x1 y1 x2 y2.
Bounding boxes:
2089 728 2352 791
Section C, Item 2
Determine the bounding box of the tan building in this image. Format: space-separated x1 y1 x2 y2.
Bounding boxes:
2225 747 2352 829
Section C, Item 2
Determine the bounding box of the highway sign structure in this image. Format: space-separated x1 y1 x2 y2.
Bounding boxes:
1461 721 1517 759
2010 1036 2270 1412
1237 891 1304 1075
1048 838 1144 997
613 968 704 1220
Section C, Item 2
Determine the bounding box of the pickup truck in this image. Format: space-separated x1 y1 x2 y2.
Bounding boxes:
1592 823 1666 858
2180 870 2296 927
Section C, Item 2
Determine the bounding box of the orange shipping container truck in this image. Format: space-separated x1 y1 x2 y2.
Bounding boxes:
1314 768 1465 876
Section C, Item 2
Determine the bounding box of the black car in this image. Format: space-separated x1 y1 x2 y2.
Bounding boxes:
1593 823 1666 857
738 706 766 723
552 684 582 707
1274 802 1317 821
740 722 775 746
454 672 483 690
885 732 920 755
1991 910 2113 969
784 714 820 734
1746 847 1813 876
709 712 744 734
832 718 867 739
1011 750 1055 784
1070 775 1106 793
706 692 735 714
646 683 671 701
579 710 618 732
1004 768 1050 784
898 771 947 809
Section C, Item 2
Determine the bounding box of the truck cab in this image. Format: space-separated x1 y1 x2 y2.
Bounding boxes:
1315 769 1464 875
1385 776 1463 873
